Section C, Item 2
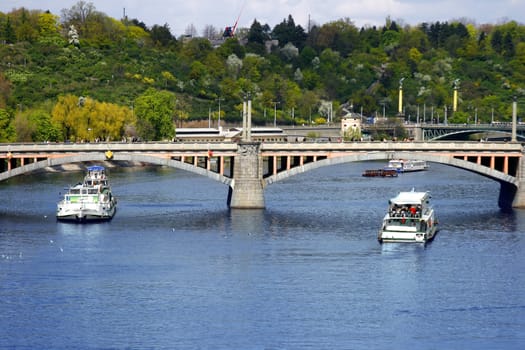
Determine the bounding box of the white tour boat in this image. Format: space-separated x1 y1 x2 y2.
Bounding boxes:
57 165 117 222
384 159 428 173
378 189 438 243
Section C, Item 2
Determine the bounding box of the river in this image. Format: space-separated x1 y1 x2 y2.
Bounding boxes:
1 161 524 349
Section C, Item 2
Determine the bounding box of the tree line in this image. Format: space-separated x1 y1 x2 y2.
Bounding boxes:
1 1 525 142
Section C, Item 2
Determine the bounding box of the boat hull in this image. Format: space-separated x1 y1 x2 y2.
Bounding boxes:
56 204 116 222
384 160 428 173
378 225 438 243
362 169 398 177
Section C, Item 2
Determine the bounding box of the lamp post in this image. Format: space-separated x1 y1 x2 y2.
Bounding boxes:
453 79 460 112
216 97 224 128
271 101 280 127
398 77 405 116
512 96 517 142
208 106 211 128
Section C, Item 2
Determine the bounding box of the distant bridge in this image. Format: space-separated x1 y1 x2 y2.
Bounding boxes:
0 141 524 209
416 123 525 141
283 122 525 142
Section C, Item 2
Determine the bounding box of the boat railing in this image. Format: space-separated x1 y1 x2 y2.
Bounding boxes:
388 205 422 218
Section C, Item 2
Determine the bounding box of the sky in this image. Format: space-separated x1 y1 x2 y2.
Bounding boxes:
1 0 524 36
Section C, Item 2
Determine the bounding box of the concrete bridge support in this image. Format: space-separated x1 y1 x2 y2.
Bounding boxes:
505 155 525 208
228 142 265 209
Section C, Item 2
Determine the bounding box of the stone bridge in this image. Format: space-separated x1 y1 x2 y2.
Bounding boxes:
0 141 524 209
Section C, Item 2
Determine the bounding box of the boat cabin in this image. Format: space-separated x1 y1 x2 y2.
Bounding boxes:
388 191 431 218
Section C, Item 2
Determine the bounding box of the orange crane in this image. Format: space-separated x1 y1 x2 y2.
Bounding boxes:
223 0 246 37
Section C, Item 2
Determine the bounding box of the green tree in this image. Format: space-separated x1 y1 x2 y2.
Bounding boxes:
0 72 11 109
134 88 175 140
216 37 245 59
150 23 176 47
315 19 357 54
503 32 515 58
0 109 16 142
297 90 319 124
28 109 61 142
246 19 270 55
3 16 17 44
491 29 503 54
180 37 212 61
272 15 307 49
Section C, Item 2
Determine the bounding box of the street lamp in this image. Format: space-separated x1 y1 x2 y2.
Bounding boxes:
216 97 224 128
271 101 280 127
208 106 212 128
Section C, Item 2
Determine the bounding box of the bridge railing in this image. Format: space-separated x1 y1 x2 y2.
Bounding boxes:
0 141 523 155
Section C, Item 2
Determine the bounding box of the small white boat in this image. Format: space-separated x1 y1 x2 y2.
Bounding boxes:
384 159 428 173
378 189 438 243
57 165 117 222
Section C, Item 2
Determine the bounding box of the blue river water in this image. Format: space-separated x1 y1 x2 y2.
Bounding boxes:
1 161 524 349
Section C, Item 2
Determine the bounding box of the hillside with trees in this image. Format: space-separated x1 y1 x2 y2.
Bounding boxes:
1 1 525 142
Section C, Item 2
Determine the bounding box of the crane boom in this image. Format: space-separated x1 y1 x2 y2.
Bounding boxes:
223 0 246 37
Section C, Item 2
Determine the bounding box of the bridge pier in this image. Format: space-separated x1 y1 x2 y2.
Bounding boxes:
508 155 525 208
228 142 265 209
498 154 525 209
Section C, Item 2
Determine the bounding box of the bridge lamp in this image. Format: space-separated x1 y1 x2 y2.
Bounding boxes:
398 78 405 116
453 79 460 112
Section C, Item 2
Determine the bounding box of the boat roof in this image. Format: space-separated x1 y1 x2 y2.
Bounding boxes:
389 190 430 205
87 165 105 171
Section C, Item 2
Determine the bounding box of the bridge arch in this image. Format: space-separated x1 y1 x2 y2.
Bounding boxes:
264 151 517 186
0 153 232 185
428 129 525 141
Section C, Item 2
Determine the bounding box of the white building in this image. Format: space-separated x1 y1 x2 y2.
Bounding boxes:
341 113 362 140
